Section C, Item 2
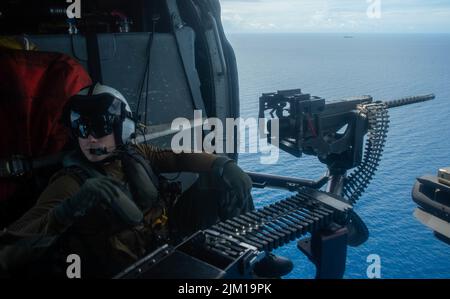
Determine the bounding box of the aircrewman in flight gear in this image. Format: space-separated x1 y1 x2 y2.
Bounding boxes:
3 83 293 278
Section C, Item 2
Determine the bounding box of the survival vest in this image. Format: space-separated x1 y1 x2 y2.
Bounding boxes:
58 145 181 239
61 146 160 210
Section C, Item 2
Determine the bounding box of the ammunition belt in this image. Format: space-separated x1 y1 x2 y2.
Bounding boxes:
203 188 350 257
344 102 390 203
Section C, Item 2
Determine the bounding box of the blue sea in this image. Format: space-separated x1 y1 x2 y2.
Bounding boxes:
227 33 450 278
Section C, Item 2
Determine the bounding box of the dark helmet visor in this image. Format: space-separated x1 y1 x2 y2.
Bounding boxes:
71 112 117 139
69 94 124 139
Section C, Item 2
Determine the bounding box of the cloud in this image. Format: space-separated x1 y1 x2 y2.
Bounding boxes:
219 0 450 33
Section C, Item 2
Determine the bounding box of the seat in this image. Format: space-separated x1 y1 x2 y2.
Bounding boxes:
0 48 92 227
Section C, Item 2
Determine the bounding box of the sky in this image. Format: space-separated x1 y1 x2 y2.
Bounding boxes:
220 0 450 33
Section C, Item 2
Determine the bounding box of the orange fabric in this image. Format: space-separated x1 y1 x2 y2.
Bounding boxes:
0 49 92 201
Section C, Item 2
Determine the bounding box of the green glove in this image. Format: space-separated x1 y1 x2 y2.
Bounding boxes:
52 177 143 227
213 157 253 209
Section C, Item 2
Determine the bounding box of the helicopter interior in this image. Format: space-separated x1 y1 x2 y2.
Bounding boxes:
0 0 239 147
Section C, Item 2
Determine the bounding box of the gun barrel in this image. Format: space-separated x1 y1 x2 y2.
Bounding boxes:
383 94 435 109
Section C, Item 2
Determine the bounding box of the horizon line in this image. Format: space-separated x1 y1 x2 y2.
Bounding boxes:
225 31 450 35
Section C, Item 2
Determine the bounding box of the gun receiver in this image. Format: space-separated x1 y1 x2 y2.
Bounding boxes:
259 89 434 203
260 89 434 161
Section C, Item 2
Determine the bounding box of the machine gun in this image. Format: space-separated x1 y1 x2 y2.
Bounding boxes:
256 89 435 204
251 89 434 276
115 89 434 279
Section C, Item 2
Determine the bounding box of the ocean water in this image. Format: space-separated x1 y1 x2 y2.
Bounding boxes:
227 33 450 278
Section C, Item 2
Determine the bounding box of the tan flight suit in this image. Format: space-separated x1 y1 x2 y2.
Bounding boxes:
7 144 218 235
0 145 254 277
2 144 234 277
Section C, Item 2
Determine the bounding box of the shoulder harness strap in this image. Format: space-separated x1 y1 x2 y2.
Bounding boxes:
120 146 159 213
49 151 105 185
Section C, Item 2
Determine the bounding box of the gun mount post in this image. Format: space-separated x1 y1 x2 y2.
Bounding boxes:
296 167 349 279
297 224 348 279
